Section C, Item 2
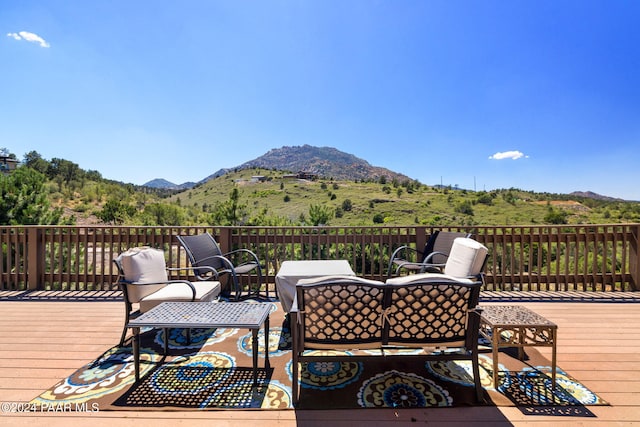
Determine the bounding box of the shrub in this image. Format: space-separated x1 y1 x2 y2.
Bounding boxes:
455 201 475 216
544 207 568 224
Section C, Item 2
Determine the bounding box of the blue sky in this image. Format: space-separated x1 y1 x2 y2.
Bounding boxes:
2 1 639 200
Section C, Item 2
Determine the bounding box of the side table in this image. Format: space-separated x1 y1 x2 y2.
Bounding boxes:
478 305 557 390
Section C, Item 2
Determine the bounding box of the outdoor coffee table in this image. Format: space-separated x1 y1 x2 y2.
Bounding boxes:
478 304 558 390
127 301 271 387
275 260 356 312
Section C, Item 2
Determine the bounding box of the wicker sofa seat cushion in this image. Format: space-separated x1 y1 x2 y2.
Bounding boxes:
385 272 476 286
296 274 384 288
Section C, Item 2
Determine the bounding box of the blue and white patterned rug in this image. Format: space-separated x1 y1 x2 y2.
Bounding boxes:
31 300 606 411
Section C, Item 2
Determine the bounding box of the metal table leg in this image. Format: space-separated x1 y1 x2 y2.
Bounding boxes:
264 314 270 370
132 327 140 381
251 328 259 387
491 327 500 387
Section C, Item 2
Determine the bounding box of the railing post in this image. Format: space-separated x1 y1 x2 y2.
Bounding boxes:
27 227 44 290
630 224 639 291
415 226 428 255
218 227 232 254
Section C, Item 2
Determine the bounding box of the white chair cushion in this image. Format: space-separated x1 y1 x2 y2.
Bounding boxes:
443 238 488 278
139 280 221 313
117 247 168 303
296 275 385 287
386 272 476 285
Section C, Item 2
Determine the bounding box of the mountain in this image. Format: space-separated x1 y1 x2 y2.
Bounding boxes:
569 191 624 202
199 168 235 184
152 145 411 189
144 146 625 201
142 178 196 190
199 145 411 184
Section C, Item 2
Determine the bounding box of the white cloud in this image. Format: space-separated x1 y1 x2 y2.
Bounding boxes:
6 31 50 48
488 150 528 160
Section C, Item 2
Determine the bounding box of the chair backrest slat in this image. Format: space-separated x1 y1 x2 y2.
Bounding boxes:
177 233 225 273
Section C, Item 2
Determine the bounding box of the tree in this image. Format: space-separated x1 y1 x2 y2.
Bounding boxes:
0 167 65 225
222 188 247 225
208 188 248 226
308 204 333 226
22 151 50 174
48 158 82 187
142 203 185 226
98 198 136 224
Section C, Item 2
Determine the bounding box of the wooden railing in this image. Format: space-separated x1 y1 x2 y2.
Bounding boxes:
1 224 638 292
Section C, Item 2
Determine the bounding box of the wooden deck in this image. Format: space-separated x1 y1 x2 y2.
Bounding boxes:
1 291 639 426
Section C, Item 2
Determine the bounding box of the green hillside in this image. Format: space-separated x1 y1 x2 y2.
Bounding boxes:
3 148 640 227
168 168 640 226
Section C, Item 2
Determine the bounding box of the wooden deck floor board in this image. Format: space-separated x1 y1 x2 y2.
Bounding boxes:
1 293 639 426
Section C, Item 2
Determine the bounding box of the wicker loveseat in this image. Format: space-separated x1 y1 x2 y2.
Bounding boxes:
290 274 484 405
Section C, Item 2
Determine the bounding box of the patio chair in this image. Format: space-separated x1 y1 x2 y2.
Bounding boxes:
387 230 471 278
176 232 265 301
114 246 221 345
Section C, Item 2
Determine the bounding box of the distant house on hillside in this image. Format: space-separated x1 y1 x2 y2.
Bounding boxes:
0 154 19 174
283 171 318 181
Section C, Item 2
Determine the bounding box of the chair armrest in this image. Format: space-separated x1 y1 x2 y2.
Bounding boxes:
166 280 197 300
453 274 484 284
397 260 445 269
223 248 261 265
221 250 263 284
465 308 482 349
290 296 302 353
388 245 419 276
191 255 236 277
290 297 299 317
167 266 220 280
422 251 448 264
195 254 228 266
390 245 419 262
